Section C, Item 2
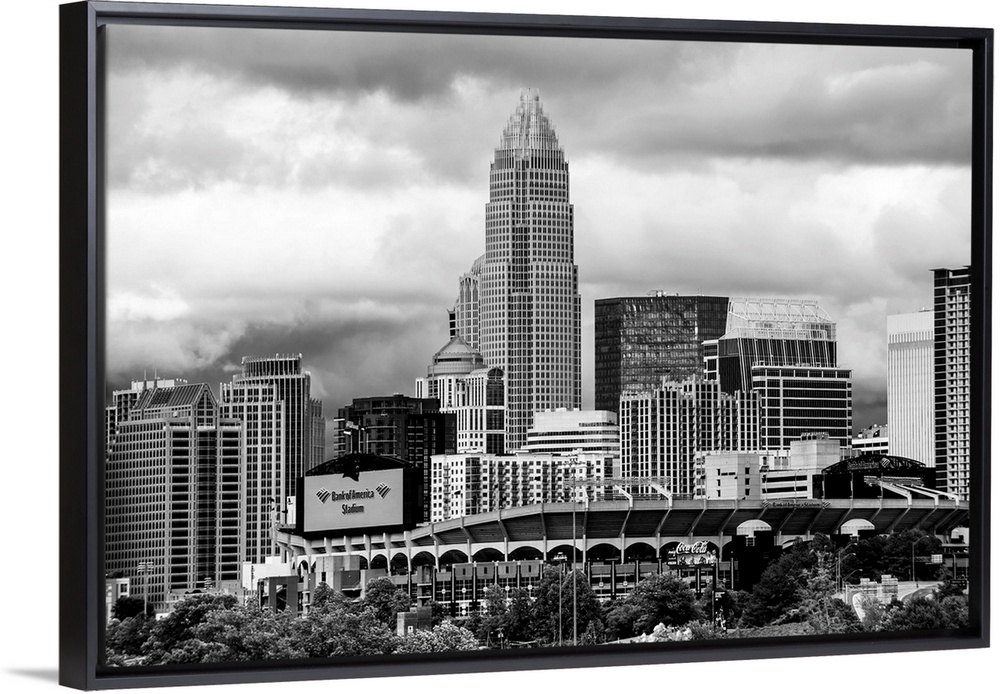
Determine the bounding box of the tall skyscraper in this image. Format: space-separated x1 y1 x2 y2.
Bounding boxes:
220 354 324 562
704 297 852 449
887 311 934 465
594 292 728 413
933 267 971 500
105 380 242 613
453 89 581 452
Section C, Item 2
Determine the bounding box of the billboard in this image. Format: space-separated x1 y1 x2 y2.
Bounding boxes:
303 469 405 533
666 541 718 567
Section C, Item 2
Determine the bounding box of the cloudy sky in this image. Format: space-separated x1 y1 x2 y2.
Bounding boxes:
103 23 972 443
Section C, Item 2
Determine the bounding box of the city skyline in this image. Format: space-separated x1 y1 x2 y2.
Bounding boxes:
103 25 972 447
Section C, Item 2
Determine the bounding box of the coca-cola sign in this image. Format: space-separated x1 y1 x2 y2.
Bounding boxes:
669 542 717 566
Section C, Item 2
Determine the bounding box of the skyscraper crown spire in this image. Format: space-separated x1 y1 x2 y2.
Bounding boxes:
498 88 561 153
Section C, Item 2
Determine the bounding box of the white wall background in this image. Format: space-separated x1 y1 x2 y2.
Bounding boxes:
2 1 995 692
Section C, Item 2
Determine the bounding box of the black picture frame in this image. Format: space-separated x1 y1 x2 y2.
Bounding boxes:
59 1 992 690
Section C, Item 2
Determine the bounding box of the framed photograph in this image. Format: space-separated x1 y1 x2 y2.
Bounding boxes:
60 1 991 690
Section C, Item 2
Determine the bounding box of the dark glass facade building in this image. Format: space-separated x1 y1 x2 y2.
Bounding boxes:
335 394 457 521
594 293 728 413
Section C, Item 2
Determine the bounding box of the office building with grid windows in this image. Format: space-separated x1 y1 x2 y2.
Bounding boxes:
105 381 242 614
220 354 325 561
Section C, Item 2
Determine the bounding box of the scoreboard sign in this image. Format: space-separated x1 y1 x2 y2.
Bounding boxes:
303 469 405 533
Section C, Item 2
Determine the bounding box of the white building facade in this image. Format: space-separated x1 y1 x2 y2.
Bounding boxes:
522 408 619 456
886 311 934 465
415 335 505 455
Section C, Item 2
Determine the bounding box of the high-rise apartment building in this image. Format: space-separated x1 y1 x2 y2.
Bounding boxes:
414 335 505 455
933 267 971 500
619 376 759 498
105 381 242 613
219 354 324 562
594 293 728 413
452 89 581 452
705 297 852 449
887 311 934 465
430 451 612 522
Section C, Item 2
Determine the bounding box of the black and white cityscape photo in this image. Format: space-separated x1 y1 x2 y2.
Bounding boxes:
101 23 974 666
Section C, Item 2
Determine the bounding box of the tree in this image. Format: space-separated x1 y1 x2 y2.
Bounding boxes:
529 567 603 645
105 615 154 664
503 588 536 644
141 593 239 662
604 598 645 640
293 604 399 657
717 589 749 629
882 595 968 631
856 595 889 632
395 622 480 654
529 565 566 644
476 584 509 647
605 574 701 638
362 577 412 628
934 571 967 600
740 540 816 627
842 529 942 583
111 596 152 621
426 600 447 627
790 553 860 634
188 604 306 662
311 582 353 612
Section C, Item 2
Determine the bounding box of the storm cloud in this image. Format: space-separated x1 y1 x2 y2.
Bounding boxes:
103 23 973 441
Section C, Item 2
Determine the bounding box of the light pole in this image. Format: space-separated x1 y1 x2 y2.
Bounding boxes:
911 539 918 587
572 501 578 646
554 552 566 646
136 561 151 617
836 541 858 596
